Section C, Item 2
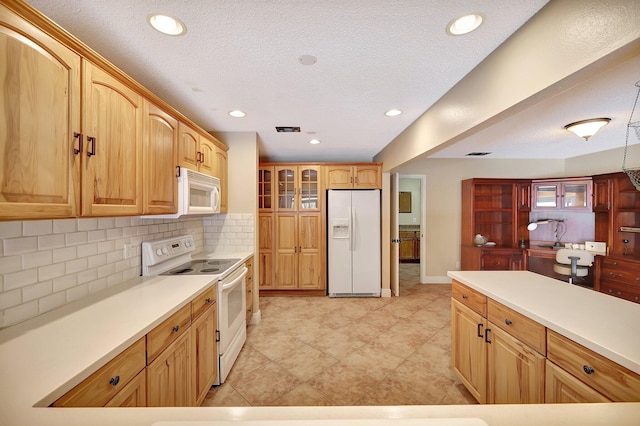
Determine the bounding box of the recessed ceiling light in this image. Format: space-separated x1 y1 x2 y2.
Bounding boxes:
148 14 186 36
309 139 321 145
385 109 402 117
229 110 246 118
447 13 484 36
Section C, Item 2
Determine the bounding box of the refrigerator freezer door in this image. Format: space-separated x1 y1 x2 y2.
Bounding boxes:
352 190 381 295
328 190 353 296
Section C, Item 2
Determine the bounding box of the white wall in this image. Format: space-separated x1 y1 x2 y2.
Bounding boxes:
398 178 421 226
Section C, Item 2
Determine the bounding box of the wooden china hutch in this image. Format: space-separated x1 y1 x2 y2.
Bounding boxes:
461 173 640 304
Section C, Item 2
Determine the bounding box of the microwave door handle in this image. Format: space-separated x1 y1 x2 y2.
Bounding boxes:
213 187 220 211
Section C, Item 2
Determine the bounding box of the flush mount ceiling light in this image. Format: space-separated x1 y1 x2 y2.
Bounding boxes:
385 109 402 117
447 13 484 35
564 118 611 140
147 14 186 36
309 139 321 145
228 110 246 118
298 55 317 66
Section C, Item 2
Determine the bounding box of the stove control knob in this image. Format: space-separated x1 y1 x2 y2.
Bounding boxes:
156 248 162 256
162 247 168 254
185 240 191 248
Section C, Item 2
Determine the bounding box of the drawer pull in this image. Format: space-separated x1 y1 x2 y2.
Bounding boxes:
109 376 120 386
205 297 211 303
477 323 484 338
172 325 180 333
583 365 595 375
505 319 513 326
462 294 468 300
485 328 492 344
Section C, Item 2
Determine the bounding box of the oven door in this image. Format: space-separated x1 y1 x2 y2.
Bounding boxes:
217 265 247 384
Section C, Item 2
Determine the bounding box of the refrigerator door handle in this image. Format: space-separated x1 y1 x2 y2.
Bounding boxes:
352 206 357 250
348 207 353 251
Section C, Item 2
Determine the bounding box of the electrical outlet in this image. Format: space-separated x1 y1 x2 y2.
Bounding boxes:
456 260 461 269
123 243 138 259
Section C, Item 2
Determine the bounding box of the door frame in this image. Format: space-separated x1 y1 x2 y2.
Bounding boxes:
398 174 427 284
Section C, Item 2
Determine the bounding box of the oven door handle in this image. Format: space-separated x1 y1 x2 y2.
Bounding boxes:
220 267 248 291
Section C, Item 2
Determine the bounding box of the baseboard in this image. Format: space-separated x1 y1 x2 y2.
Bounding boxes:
381 288 392 297
421 276 452 284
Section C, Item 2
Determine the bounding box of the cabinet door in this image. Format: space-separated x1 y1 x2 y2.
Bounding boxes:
592 178 612 212
354 165 381 189
562 181 592 210
516 183 531 212
532 183 559 209
258 214 275 289
298 213 323 289
191 306 217 406
451 299 487 403
275 214 297 288
0 8 81 219
104 370 147 407
275 167 296 211
486 322 545 403
214 146 228 212
298 166 321 211
545 360 610 403
147 331 192 407
198 137 215 176
82 62 143 216
258 167 274 211
143 101 178 215
399 232 416 260
326 165 353 189
177 122 200 171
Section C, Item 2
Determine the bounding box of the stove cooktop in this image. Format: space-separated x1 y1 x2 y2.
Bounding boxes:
161 258 241 276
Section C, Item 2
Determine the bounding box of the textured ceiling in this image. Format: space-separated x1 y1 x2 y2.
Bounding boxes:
25 0 551 162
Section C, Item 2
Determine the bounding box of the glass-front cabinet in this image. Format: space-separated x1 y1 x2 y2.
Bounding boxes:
275 165 321 212
532 178 592 211
258 167 274 211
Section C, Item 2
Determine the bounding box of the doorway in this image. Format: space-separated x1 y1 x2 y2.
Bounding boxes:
398 175 426 285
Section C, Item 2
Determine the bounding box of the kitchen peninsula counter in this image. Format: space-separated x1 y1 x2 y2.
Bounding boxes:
447 270 640 375
0 268 638 425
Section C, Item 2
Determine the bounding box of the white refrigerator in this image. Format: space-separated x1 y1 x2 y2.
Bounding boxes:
328 189 381 297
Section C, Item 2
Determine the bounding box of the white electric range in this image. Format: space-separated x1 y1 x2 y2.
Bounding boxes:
142 235 247 385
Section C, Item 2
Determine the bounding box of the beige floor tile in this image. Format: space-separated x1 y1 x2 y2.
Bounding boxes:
249 328 309 361
224 344 272 382
269 383 335 406
227 361 303 405
440 382 479 405
406 340 456 380
201 384 251 406
340 344 405 381
273 343 339 381
309 327 368 359
306 361 381 405
383 359 456 404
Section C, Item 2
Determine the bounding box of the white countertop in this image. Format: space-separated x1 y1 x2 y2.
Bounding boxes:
0 262 639 425
447 270 640 375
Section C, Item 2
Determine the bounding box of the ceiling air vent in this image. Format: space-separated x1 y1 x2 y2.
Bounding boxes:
275 126 300 133
466 152 492 156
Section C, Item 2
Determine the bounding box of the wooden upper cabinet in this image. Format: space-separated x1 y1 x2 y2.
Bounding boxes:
275 165 321 212
177 122 219 177
214 145 228 213
198 137 216 175
178 122 201 171
0 6 81 219
325 164 381 189
143 101 178 215
258 166 274 211
532 178 592 211
82 61 143 216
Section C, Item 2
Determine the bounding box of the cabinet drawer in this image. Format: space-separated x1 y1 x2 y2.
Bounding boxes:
451 280 486 316
191 286 216 320
488 299 546 355
53 337 146 407
481 255 510 270
146 304 191 364
600 279 640 303
600 258 640 284
547 330 640 401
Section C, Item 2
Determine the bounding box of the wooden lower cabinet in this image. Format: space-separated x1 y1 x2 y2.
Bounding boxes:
147 331 192 407
245 257 254 324
451 299 487 403
52 337 146 407
104 370 147 407
191 304 217 406
545 360 610 403
487 322 545 403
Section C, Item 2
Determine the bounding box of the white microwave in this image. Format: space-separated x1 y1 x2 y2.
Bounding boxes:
143 167 220 218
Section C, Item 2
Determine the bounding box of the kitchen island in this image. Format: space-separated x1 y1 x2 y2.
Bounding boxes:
0 269 639 425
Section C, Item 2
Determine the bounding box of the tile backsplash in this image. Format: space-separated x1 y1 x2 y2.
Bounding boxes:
0 213 254 329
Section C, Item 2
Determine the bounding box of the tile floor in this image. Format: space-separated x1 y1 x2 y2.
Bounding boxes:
202 264 476 406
